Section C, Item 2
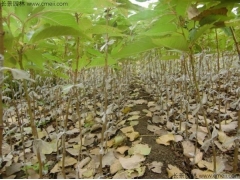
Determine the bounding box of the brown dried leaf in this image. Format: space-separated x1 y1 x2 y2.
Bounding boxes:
6 163 22 176
167 164 187 178
58 157 77 167
120 126 134 134
116 146 130 154
126 131 140 141
110 159 123 174
66 148 79 156
128 144 151 155
148 161 163 173
182 140 200 158
147 124 161 133
102 150 117 167
192 169 214 179
156 134 175 145
215 121 238 132
119 154 145 170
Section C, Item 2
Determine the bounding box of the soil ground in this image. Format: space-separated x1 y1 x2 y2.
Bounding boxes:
129 83 192 179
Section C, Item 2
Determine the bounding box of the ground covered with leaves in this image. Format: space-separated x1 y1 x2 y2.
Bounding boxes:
1 60 240 179
1 72 240 179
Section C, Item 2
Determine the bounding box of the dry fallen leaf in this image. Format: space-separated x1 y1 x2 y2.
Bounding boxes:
192 169 215 179
102 150 117 167
197 156 225 174
147 124 161 133
119 154 145 170
120 126 134 134
156 134 175 145
126 131 140 141
167 164 187 178
215 121 238 132
128 144 151 155
182 140 198 158
116 146 130 154
148 161 163 173
6 163 22 176
128 115 140 121
58 157 77 167
110 159 123 174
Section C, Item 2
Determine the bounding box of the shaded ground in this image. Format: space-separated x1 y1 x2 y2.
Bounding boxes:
129 83 192 179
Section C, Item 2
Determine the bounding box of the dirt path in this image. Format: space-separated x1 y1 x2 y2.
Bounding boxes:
129 83 192 178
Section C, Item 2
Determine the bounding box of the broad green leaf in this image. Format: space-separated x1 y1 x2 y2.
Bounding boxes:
112 37 158 58
86 25 124 37
31 26 82 42
42 53 62 62
88 55 117 67
175 0 190 16
40 12 78 28
129 10 160 21
24 50 45 68
152 35 189 52
189 24 212 43
14 5 33 22
72 54 90 70
142 23 177 36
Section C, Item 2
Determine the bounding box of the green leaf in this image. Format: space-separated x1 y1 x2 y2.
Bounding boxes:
85 25 124 37
142 23 177 36
129 10 160 21
152 35 189 52
72 54 90 70
88 55 117 67
31 26 82 42
112 37 158 58
24 50 45 68
14 5 33 22
189 24 213 43
40 12 78 28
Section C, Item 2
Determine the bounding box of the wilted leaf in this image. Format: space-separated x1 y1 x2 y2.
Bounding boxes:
27 169 40 179
120 126 134 134
102 150 117 167
119 154 145 170
182 140 201 159
167 164 187 178
78 157 91 169
215 121 238 132
126 131 140 141
116 146 130 154
174 135 183 142
192 169 214 179
113 170 128 179
190 152 203 165
50 163 61 173
110 159 123 174
128 115 140 121
197 156 225 174
156 134 175 145
66 148 79 156
58 157 77 167
2 143 11 155
147 124 161 133
128 144 151 155
148 161 163 173
6 163 22 176
82 169 94 178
